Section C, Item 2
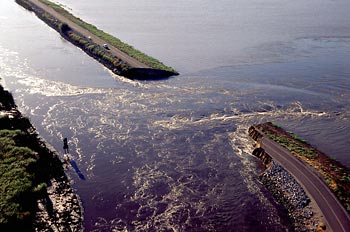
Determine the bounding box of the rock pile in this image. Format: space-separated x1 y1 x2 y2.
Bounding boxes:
260 161 319 231
34 177 83 231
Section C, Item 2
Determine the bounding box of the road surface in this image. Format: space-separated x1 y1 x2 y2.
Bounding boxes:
260 134 350 232
28 0 150 69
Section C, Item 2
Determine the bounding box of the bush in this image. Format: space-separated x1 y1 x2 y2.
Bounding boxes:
58 22 70 34
0 86 15 110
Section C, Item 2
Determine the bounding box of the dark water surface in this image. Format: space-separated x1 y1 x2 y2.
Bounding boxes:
1 0 350 231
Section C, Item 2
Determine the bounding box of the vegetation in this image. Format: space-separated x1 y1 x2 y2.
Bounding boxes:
266 132 316 159
58 22 70 34
255 122 350 213
16 0 130 75
37 0 176 72
0 85 65 231
66 31 130 72
0 85 15 110
0 129 38 228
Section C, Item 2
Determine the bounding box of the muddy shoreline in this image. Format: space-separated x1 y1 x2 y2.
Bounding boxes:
33 137 84 232
0 85 83 231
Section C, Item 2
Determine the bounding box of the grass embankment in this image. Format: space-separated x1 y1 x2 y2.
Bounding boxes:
38 0 176 72
255 122 350 213
16 0 131 74
0 85 65 230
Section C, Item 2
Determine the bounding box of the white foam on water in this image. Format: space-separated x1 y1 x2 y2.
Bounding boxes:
152 100 330 131
0 46 108 97
228 124 289 228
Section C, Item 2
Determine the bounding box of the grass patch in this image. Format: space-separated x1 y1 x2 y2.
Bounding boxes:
0 85 66 230
288 131 307 143
266 132 316 159
0 129 36 229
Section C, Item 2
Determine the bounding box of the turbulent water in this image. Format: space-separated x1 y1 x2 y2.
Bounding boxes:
1 0 350 231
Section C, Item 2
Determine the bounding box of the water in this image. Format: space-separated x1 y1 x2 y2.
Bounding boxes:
1 0 350 231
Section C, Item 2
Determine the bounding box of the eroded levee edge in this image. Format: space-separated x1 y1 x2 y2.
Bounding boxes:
248 124 328 232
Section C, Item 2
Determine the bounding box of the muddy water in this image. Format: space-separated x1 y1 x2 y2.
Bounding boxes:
1 0 350 231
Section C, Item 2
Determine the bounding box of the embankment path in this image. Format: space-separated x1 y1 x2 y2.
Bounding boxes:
256 128 350 232
28 0 150 69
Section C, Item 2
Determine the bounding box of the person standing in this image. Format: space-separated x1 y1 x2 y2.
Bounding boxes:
63 138 69 154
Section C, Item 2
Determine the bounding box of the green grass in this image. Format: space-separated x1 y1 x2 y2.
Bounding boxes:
0 129 38 228
288 131 307 143
0 120 63 230
0 86 67 230
38 0 176 72
266 132 316 159
271 122 282 128
341 175 350 183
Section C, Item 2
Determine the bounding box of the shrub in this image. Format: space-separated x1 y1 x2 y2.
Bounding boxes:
58 22 70 34
0 86 15 110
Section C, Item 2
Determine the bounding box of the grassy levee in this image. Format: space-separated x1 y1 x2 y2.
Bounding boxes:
0 85 68 230
255 122 350 213
16 0 132 75
38 0 176 73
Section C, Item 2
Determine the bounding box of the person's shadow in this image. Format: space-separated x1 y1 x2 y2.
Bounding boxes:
63 137 86 180
69 160 86 180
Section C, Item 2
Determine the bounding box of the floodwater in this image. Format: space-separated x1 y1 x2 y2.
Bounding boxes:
1 0 350 231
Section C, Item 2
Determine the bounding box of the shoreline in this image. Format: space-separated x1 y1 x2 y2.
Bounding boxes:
0 85 83 231
15 0 178 80
259 161 325 231
33 136 84 232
